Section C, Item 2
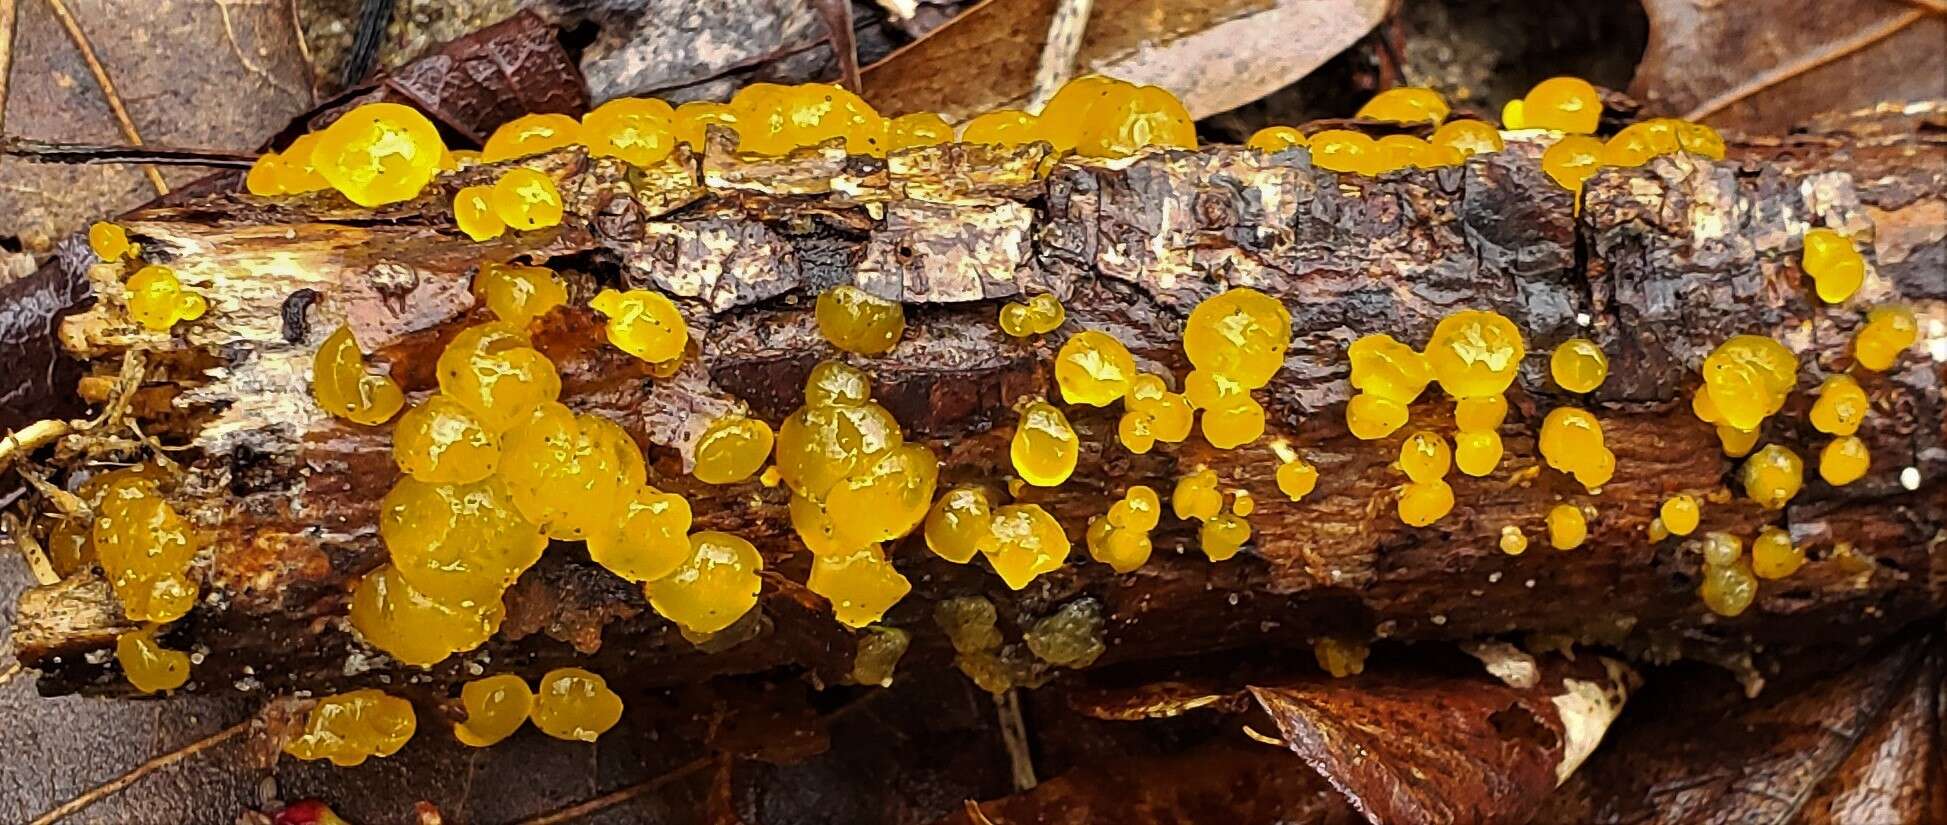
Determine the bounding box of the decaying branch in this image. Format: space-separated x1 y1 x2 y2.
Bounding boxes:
3 108 1944 704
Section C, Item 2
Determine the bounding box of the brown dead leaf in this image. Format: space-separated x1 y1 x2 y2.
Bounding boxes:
1629 0 1947 132
1248 654 1637 825
1539 633 1942 825
938 740 1360 825
861 0 1388 120
0 0 314 252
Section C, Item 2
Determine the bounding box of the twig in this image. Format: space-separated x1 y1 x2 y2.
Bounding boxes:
342 0 394 87
1027 0 1093 111
1 136 258 168
512 758 711 825
0 419 75 476
1683 9 1932 122
1240 724 1288 748
44 0 168 194
812 0 862 94
6 512 61 585
0 655 22 689
0 0 19 137
993 689 1036 791
27 719 252 825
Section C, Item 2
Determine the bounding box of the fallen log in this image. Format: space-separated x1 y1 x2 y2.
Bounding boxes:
4 107 1944 702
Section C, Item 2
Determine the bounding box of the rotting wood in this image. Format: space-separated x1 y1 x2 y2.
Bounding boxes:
3 111 1944 700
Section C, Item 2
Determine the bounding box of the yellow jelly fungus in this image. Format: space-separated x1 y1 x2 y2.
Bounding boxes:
1246 126 1308 152
729 82 886 156
350 564 504 667
1055 330 1137 406
999 292 1065 337
1501 98 1526 129
1397 480 1455 527
694 414 775 484
1087 516 1153 573
1121 373 1195 453
1499 525 1528 555
1550 338 1608 393
1819 435 1871 486
1547 504 1588 550
886 112 955 151
587 486 692 582
1035 74 1131 151
1751 527 1805 580
89 221 133 261
246 152 288 195
1025 601 1106 668
124 265 209 332
531 667 623 742
490 168 564 231
1398 430 1451 483
1454 431 1504 477
1700 558 1757 617
313 325 405 425
803 359 872 407
1740 444 1804 509
789 492 849 558
960 109 1041 147
1277 458 1319 501
1373 135 1460 171
978 504 1070 590
1810 375 1870 436
1801 228 1866 304
1600 118 1709 167
277 132 332 193
435 323 563 433
1717 424 1760 458
588 287 689 366
473 263 568 327
1346 393 1410 440
454 673 533 747
583 97 677 167
1309 129 1380 175
1108 485 1163 531
1539 407 1615 490
1427 310 1526 399
1314 637 1369 678
646 531 763 634
775 401 902 498
1011 400 1079 487
1521 77 1603 134
1199 513 1252 561
1455 396 1508 433
380 476 548 602
936 596 1004 655
1673 120 1727 160
454 185 506 242
1701 531 1742 566
1200 396 1267 450
1853 306 1918 372
1541 135 1606 196
92 476 199 623
1660 494 1701 537
1185 288 1291 388
284 689 417 766
313 102 446 207
851 625 911 687
925 487 994 564
1430 120 1504 157
1172 468 1223 521
827 443 940 547
672 100 740 149
1649 518 1670 542
1357 87 1450 125
482 113 583 162
117 625 190 693
816 285 906 355
1701 334 1799 431
1076 84 1197 158
502 408 646 540
808 544 912 627
1348 333 1434 403
392 396 499 484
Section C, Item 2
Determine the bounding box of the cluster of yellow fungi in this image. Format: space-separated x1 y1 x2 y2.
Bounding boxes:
64 71 1930 745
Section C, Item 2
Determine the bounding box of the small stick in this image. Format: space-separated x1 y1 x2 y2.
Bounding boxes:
1028 0 1094 111
994 689 1037 791
1 136 257 168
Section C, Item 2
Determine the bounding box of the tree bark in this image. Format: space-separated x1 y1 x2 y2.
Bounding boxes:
7 116 1945 699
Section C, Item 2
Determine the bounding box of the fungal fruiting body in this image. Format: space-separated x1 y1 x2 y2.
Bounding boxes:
454 673 534 747
284 689 417 766
531 667 625 741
